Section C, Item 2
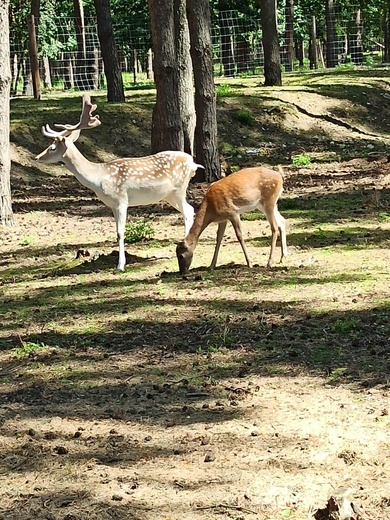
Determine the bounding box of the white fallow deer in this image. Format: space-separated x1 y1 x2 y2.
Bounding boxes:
35 94 202 271
176 166 288 275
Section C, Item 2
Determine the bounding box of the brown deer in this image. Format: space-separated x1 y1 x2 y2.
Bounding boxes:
36 95 202 271
176 166 288 275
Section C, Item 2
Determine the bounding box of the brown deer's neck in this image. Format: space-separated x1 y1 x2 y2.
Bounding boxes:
185 199 212 249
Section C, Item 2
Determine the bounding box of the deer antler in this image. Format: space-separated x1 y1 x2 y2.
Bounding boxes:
42 95 101 139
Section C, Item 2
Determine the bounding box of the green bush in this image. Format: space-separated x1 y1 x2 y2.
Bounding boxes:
124 219 155 243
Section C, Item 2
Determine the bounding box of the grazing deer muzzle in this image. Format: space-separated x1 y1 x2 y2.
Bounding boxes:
176 166 288 275
36 94 202 271
176 241 194 275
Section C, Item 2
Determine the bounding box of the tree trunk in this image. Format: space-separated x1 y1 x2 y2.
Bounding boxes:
384 0 390 63
350 9 363 65
187 0 220 182
283 0 294 72
41 55 52 89
146 48 153 80
73 0 90 90
309 15 318 69
236 38 251 73
28 14 41 99
0 0 14 227
325 0 337 68
29 0 41 98
219 10 235 77
260 0 282 86
175 0 196 156
147 0 183 152
295 37 304 67
62 52 74 90
94 0 125 102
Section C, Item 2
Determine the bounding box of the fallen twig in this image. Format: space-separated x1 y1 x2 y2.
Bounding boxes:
195 503 257 514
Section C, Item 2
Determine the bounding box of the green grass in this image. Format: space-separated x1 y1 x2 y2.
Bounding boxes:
292 154 311 166
15 341 49 358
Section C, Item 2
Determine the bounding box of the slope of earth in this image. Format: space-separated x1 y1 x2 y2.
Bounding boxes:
1 67 390 520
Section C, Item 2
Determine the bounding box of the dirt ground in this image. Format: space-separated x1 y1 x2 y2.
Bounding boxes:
1 72 390 520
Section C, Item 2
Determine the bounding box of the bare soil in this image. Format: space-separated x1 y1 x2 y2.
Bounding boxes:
1 72 390 520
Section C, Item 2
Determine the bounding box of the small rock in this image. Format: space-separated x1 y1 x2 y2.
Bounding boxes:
111 494 123 501
204 451 216 462
54 446 69 455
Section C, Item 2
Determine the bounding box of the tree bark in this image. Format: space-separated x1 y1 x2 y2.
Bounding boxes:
385 0 390 62
219 9 235 77
350 9 363 66
283 0 294 72
73 0 88 90
187 0 220 182
175 0 196 156
0 0 14 227
260 0 282 86
325 0 337 68
29 0 41 98
309 15 318 70
147 0 183 152
94 0 125 102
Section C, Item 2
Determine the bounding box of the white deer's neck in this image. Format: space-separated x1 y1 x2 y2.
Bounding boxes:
62 145 104 190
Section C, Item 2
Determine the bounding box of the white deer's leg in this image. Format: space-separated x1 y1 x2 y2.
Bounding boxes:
210 221 227 269
165 193 194 236
183 201 195 236
114 206 128 271
262 205 279 269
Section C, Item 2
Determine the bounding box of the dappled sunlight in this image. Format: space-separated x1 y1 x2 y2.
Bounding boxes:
3 71 390 520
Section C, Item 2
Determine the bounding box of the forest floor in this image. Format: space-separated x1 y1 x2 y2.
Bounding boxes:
1 67 390 520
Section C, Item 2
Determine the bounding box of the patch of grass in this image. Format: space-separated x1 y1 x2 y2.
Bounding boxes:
378 212 390 222
328 367 348 383
216 83 233 98
125 219 155 243
234 108 255 126
15 341 48 358
241 211 261 221
20 236 35 246
332 317 360 335
292 154 311 166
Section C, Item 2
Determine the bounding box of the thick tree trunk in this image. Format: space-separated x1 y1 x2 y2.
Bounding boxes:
175 0 196 156
187 0 220 182
0 0 14 227
148 0 183 152
94 0 125 102
260 0 282 86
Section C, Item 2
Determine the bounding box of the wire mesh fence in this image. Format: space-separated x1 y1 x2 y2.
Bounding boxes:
10 7 386 96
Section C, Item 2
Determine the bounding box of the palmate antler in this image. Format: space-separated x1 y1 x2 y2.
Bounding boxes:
41 95 101 140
